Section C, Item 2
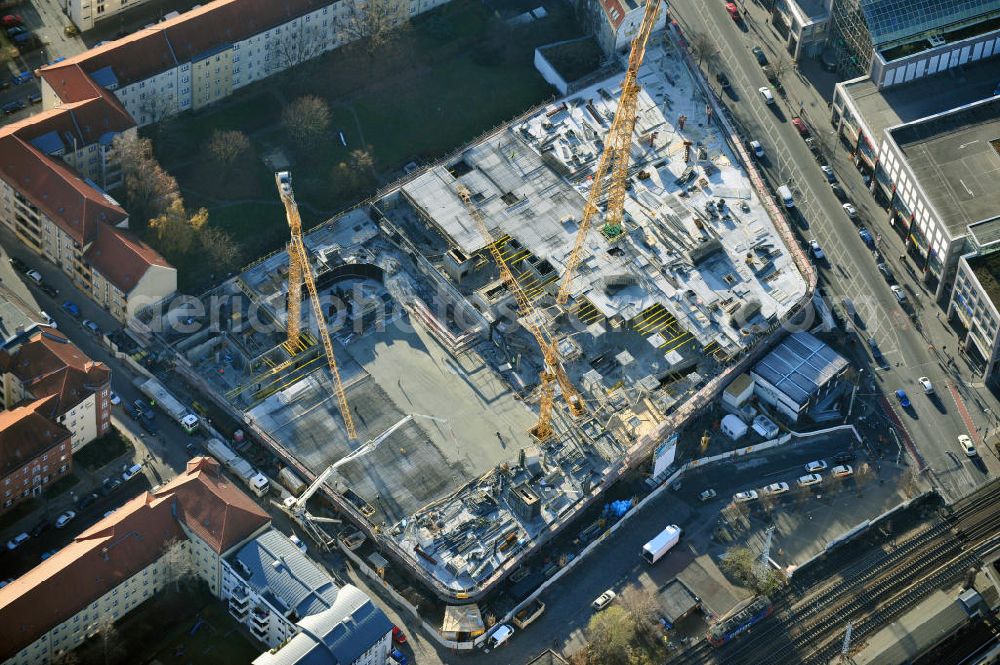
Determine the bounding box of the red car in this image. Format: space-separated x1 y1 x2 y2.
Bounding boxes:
392 626 407 645
1 15 23 27
791 116 810 136
725 2 740 20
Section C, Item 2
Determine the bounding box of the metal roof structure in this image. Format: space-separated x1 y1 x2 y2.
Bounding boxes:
229 529 340 620
752 332 847 407
861 0 1000 48
252 585 392 665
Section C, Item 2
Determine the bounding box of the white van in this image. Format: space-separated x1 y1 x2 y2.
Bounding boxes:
642 524 681 564
776 185 794 208
486 624 514 649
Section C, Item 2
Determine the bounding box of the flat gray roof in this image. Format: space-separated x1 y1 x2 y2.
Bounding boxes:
841 55 1000 142
891 98 1000 235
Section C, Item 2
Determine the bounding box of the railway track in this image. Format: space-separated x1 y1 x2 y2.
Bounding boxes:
673 481 1000 664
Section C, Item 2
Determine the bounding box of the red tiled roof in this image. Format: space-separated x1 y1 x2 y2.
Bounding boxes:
154 457 270 554
0 132 127 244
0 491 187 661
0 397 71 477
42 0 332 93
0 456 271 661
5 94 133 155
5 329 110 417
601 0 627 29
85 225 171 294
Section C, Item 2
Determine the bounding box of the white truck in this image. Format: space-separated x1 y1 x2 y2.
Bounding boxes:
204 438 270 497
136 378 200 434
642 524 681 564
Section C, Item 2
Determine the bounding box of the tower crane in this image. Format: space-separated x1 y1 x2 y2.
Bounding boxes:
283 413 446 548
458 186 583 442
275 171 357 439
556 0 662 307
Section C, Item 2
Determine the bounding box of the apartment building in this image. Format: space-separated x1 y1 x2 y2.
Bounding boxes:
0 87 177 323
0 328 111 452
43 0 450 127
220 527 394 660
252 585 393 665
0 457 272 665
64 0 149 33
587 0 666 55
0 399 73 513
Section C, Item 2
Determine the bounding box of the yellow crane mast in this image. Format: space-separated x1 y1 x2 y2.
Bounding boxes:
276 171 358 440
556 0 662 307
458 186 583 442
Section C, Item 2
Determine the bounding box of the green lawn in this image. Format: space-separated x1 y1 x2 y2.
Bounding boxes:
73 428 132 471
148 0 584 293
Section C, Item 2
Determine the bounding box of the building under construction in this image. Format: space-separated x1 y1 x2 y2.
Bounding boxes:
160 39 806 600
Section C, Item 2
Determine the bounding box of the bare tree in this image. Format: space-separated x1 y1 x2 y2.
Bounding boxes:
89 614 121 665
687 32 718 67
161 538 195 592
275 21 328 72
617 585 660 637
200 227 241 272
771 53 793 80
282 95 331 148
112 134 179 229
339 0 410 59
206 129 251 170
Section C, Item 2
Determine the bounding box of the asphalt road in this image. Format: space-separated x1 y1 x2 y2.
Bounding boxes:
664 0 998 501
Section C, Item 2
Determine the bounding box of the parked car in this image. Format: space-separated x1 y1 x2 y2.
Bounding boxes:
833 451 856 465
716 71 731 90
797 473 823 487
877 262 895 283
831 465 853 478
485 624 514 650
6 532 29 550
805 460 827 473
858 227 874 247
82 319 101 335
764 482 789 496
1 15 23 27
102 477 123 495
831 183 848 201
959 434 977 457
38 311 56 328
40 284 59 298
27 92 40 105
5 25 25 36
750 140 765 158
110 391 121 405
759 86 775 105
733 490 758 503
9 256 28 272
79 492 100 509
25 269 42 284
809 240 824 260
820 165 836 182
1 99 24 115
392 626 407 645
895 389 911 408
55 511 76 528
842 202 858 219
11 71 33 86
41 549 59 561
699 489 717 502
868 337 888 368
389 648 408 664
791 116 810 136
918 377 934 394
592 589 617 611
122 463 143 482
751 45 767 65
62 300 81 317
30 521 48 537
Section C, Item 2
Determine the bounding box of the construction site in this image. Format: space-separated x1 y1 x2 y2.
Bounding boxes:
157 19 806 600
